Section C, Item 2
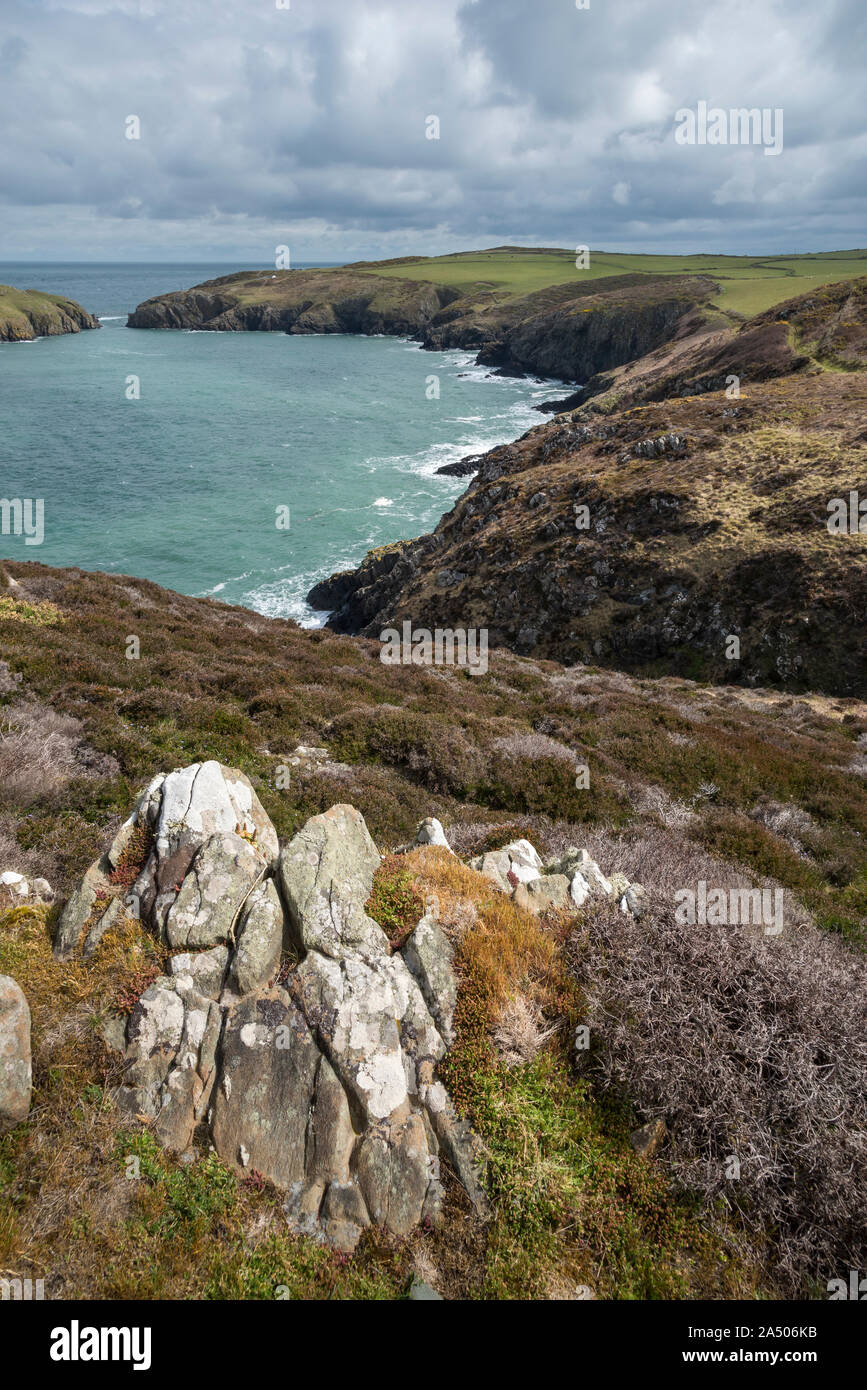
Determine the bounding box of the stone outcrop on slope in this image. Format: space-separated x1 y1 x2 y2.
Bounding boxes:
0 974 32 1132
469 838 647 919
55 765 487 1251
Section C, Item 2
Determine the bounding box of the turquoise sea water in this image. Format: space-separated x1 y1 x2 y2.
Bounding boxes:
0 263 558 624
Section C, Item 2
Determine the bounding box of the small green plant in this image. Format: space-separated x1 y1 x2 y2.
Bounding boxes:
365 856 425 948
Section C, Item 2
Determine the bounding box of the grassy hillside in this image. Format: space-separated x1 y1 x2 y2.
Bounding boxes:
0 561 865 1299
353 246 867 317
0 285 99 342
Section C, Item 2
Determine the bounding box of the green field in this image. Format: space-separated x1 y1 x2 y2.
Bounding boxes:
357 246 867 317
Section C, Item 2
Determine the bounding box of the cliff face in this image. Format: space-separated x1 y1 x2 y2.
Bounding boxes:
127 268 460 337
127 267 716 386
310 279 867 698
0 286 100 342
569 276 867 414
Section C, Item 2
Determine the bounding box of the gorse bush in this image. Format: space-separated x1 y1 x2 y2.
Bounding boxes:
572 900 867 1294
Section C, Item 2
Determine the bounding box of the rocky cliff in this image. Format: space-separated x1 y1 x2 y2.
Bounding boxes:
310 278 867 697
0 285 100 342
127 266 716 386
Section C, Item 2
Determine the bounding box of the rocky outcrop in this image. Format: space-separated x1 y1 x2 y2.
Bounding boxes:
127 269 460 338
128 265 714 389
0 872 53 908
59 767 486 1250
0 285 99 342
471 838 647 920
54 760 277 960
308 338 867 697
0 975 31 1132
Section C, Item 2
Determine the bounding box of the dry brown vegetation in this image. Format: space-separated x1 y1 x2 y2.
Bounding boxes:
0 558 864 1299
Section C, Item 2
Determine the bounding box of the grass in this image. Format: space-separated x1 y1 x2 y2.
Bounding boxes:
0 595 63 627
0 285 95 341
0 557 864 942
399 848 769 1299
355 246 867 317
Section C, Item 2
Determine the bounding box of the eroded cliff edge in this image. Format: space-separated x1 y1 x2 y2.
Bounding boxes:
309 278 867 697
0 285 100 342
127 265 717 386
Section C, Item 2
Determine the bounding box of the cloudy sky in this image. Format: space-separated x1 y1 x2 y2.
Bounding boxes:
0 0 864 261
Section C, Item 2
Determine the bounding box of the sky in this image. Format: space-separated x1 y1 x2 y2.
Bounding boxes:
0 0 864 262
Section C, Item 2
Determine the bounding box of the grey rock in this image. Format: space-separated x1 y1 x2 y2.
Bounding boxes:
229 879 285 996
0 975 31 1131
630 1117 667 1158
54 861 110 961
210 989 320 1189
513 873 571 914
278 803 385 958
168 944 229 999
621 883 649 918
155 761 279 867
295 948 443 1122
165 832 265 950
357 1112 431 1236
403 909 457 1046
322 1179 370 1227
470 839 543 893
414 818 452 852
408 1275 443 1300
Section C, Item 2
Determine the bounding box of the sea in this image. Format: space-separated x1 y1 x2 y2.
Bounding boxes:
0 262 559 625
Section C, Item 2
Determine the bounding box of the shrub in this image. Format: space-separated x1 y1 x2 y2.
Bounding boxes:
572 899 867 1294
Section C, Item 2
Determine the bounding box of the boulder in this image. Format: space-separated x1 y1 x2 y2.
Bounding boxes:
357 1112 431 1235
408 1275 443 1301
414 818 453 852
569 872 591 907
131 762 278 935
621 883 649 918
513 874 571 915
54 861 111 960
165 832 265 950
210 990 324 1188
117 975 221 1151
229 879 285 996
278 804 385 958
470 838 543 893
630 1117 667 1159
154 761 279 866
168 944 229 999
0 871 29 899
0 975 31 1131
402 906 457 1046
294 948 443 1122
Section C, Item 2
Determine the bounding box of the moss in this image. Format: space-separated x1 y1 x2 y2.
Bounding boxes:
365 855 426 948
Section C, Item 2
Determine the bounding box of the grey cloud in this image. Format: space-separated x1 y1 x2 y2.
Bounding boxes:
0 0 862 259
